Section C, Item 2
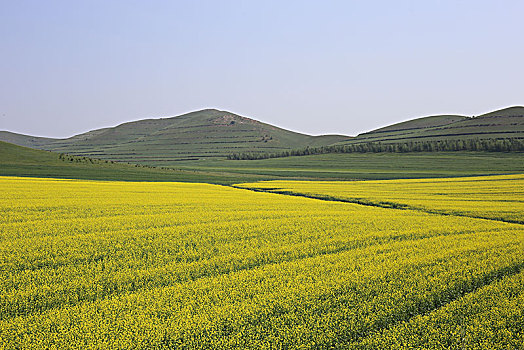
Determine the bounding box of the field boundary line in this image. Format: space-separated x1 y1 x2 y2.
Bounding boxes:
231 186 524 225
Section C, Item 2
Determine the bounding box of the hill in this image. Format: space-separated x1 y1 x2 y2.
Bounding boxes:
369 115 468 133
2 106 522 168
336 106 524 145
0 140 269 183
0 109 350 165
3 139 523 183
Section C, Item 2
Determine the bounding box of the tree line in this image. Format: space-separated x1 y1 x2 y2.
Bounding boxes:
227 138 524 160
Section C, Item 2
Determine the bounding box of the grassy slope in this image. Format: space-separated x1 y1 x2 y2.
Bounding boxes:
337 106 524 145
0 141 270 184
370 115 468 133
0 110 350 164
0 131 57 148
2 107 522 166
0 142 524 184
2 140 523 184
173 152 524 180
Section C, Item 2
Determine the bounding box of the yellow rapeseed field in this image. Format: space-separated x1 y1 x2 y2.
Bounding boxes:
0 176 522 349
238 174 524 223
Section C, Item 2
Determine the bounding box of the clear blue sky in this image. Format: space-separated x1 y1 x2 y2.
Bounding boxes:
1 0 523 137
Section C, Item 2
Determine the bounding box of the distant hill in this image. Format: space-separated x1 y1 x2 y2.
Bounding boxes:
336 106 524 146
1 106 522 166
2 140 523 184
369 115 468 133
0 109 350 165
0 140 270 184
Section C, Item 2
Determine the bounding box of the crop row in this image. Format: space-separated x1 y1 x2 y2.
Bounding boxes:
238 174 524 223
0 176 522 349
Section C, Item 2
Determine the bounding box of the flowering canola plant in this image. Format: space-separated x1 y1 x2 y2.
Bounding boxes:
238 174 524 223
0 176 522 349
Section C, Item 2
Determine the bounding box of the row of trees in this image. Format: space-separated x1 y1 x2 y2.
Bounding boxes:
227 138 524 160
58 153 106 164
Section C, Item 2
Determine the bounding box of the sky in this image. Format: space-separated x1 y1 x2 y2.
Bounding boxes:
1 0 523 138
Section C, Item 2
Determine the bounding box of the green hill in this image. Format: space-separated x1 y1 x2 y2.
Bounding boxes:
0 109 350 165
2 140 523 183
369 115 468 133
337 106 524 145
0 131 57 149
0 140 270 183
2 106 522 169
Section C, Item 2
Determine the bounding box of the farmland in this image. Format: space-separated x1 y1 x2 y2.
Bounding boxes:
237 174 524 223
4 140 523 184
2 1 523 348
0 141 265 184
175 152 524 181
1 176 523 349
